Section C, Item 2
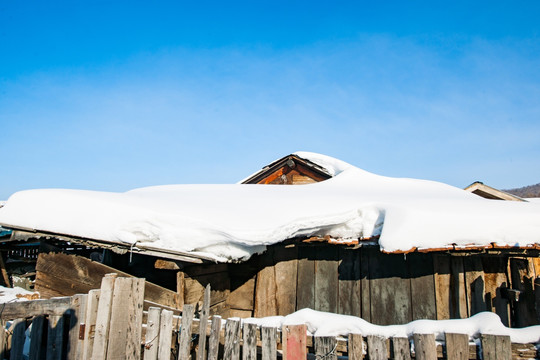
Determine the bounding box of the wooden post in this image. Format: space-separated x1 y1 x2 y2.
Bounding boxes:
481 334 511 360
82 289 100 360
29 315 45 360
314 336 337 360
106 277 145 359
261 326 277 360
197 284 211 360
348 333 364 360
445 333 468 360
283 324 307 360
242 323 257 360
67 293 88 360
46 314 64 360
223 319 241 360
0 252 11 287
367 335 387 360
144 307 162 360
207 316 222 360
10 318 26 360
92 274 117 360
178 304 195 360
391 337 411 360
157 310 174 360
413 334 436 360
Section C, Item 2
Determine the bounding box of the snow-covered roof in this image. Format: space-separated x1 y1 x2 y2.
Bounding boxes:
0 152 539 262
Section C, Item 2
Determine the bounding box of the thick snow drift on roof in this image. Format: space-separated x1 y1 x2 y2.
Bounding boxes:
0 152 540 261
244 309 540 344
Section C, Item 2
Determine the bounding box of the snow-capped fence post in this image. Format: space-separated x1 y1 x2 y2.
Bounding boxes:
282 324 307 360
367 335 387 360
413 333 437 360
178 303 196 359
242 323 257 360
223 318 241 359
481 334 511 360
391 337 410 360
197 284 211 360
261 326 277 360
314 336 337 360
207 315 222 360
347 333 364 360
444 333 468 360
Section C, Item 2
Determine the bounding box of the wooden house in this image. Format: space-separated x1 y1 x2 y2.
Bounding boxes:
1 154 539 329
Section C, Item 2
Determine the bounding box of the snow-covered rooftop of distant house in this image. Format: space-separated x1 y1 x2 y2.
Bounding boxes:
0 152 539 262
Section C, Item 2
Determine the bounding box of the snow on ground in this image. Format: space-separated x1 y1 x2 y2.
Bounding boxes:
0 152 539 261
0 285 38 303
244 308 540 344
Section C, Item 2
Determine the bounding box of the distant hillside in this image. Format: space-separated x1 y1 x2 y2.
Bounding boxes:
504 183 540 198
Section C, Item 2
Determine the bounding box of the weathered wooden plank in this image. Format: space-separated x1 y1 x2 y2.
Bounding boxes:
481 334 511 360
407 253 436 320
0 297 72 319
35 252 180 309
274 246 298 315
82 289 100 360
296 246 316 310
197 284 211 360
449 257 468 319
314 246 339 313
348 333 364 360
433 254 451 320
391 337 410 360
226 277 255 312
207 315 222 360
92 274 117 360
261 326 277 360
184 272 230 307
510 258 537 327
413 333 436 360
367 335 387 360
177 271 185 310
67 294 87 360
178 304 196 360
360 247 371 322
0 253 11 287
143 307 161 360
314 336 337 360
463 257 486 317
223 318 241 360
29 316 45 360
10 318 26 360
283 324 307 360
482 257 511 326
338 248 361 316
369 252 412 325
106 277 145 360
444 333 468 360
242 323 257 360
254 248 277 317
157 310 174 360
0 319 5 358
46 314 64 360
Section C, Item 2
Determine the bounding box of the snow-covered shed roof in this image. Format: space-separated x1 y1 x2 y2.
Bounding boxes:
0 152 540 262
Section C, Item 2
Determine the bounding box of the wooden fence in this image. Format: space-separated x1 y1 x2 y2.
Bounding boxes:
0 274 538 359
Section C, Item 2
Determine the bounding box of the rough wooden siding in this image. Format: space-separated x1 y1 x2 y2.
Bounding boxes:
482 257 511 327
338 248 361 317
408 253 436 320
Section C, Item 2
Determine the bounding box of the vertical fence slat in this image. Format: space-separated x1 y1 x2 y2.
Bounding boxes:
46 314 64 360
28 315 45 360
223 319 241 360
143 307 162 360
67 293 87 360
413 334 436 360
92 274 117 360
82 289 100 360
283 324 307 360
10 318 26 360
157 310 173 360
207 316 222 360
445 333 468 360
315 336 337 360
391 337 410 360
481 334 511 360
367 335 387 360
0 319 6 358
178 304 196 360
197 284 211 360
261 326 277 360
348 333 364 360
242 323 257 360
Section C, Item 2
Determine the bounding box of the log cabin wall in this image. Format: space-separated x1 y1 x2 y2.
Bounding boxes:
179 243 540 327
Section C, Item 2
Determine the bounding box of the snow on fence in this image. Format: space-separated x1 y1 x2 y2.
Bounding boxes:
0 274 538 359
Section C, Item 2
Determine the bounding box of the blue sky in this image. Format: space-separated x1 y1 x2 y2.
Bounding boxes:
1 1 540 199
